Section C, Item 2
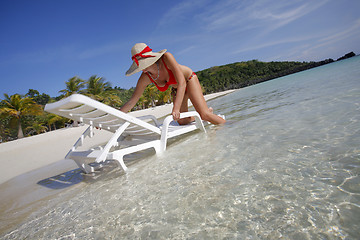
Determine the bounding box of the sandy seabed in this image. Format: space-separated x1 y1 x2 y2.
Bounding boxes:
0 90 234 235
0 90 235 215
0 90 234 186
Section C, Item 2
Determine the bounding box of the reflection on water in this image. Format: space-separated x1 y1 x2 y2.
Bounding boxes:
1 57 360 239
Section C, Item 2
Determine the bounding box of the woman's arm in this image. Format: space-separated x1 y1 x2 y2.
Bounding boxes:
120 73 150 112
163 53 187 120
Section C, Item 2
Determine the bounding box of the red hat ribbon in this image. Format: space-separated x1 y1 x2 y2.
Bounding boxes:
131 46 155 66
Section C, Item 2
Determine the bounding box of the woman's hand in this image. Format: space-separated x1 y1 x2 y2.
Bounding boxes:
172 109 181 121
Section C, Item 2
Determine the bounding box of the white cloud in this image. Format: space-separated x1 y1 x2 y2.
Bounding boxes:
195 0 333 60
156 0 208 30
319 18 360 44
151 0 359 64
78 42 124 59
176 45 197 56
294 18 360 60
196 0 329 34
233 35 320 55
260 0 329 34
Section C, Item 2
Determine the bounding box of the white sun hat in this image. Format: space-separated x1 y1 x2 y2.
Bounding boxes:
125 43 167 76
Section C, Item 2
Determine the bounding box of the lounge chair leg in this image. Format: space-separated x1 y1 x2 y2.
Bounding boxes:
115 156 128 172
153 142 163 154
83 164 95 173
73 159 93 173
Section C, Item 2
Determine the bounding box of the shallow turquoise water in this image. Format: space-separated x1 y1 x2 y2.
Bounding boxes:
2 57 360 239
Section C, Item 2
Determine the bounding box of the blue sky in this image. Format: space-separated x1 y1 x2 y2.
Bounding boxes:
1 0 359 98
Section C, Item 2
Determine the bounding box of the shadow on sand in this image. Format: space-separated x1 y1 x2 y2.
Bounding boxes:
36 161 126 189
37 168 85 189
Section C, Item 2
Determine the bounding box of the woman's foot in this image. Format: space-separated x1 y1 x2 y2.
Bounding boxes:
206 107 226 124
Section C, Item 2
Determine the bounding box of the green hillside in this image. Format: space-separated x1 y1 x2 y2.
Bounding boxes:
197 59 334 94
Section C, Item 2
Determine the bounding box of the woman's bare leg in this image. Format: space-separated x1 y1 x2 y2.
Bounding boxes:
187 76 226 125
175 91 195 125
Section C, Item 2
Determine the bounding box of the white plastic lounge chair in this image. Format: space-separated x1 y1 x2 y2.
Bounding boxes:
44 94 207 173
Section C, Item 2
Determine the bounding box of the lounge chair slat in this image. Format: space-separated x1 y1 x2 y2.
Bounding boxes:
71 109 106 118
85 115 120 123
63 105 97 115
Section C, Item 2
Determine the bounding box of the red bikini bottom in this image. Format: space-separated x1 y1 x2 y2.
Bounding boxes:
171 72 196 96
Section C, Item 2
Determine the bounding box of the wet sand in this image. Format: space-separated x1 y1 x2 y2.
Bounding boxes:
0 90 234 186
0 90 235 235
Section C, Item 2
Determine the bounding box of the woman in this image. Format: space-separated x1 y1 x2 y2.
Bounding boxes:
121 43 226 125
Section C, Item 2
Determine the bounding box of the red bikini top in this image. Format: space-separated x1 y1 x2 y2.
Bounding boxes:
146 58 177 92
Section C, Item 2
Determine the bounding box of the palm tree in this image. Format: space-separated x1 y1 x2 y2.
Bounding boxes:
85 75 112 97
0 118 10 142
59 76 85 97
101 94 122 108
0 94 43 139
157 88 171 105
136 95 147 110
84 75 123 108
43 113 68 131
26 123 48 135
143 85 158 108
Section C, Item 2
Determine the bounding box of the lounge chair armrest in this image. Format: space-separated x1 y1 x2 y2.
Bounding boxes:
162 111 199 125
162 111 205 131
159 111 206 152
178 111 201 119
137 115 160 127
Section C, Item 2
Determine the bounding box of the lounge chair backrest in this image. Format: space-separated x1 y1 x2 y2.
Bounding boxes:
44 94 161 134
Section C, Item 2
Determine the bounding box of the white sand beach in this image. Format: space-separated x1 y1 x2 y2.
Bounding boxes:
0 89 235 185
